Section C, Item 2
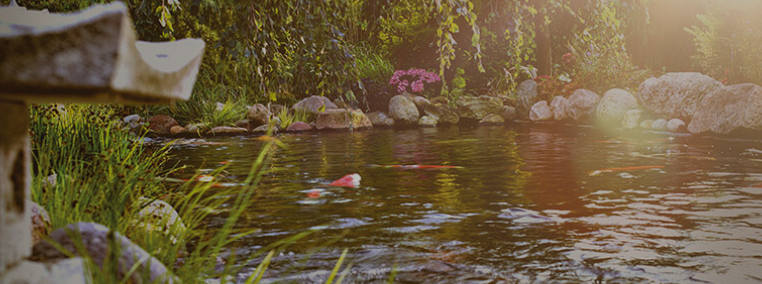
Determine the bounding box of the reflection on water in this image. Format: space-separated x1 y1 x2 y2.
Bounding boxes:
161 125 762 283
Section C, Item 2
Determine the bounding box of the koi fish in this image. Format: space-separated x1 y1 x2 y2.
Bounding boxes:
218 160 231 165
307 189 322 198
368 164 463 169
328 173 361 188
589 165 664 176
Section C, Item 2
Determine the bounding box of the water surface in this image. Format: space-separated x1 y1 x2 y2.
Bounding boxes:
163 124 762 283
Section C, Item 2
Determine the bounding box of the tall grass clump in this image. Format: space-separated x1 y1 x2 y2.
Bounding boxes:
28 104 281 283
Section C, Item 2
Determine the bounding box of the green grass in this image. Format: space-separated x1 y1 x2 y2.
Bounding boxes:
352 45 395 82
275 107 312 129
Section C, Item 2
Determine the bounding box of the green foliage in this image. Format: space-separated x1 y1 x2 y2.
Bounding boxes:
685 0 762 85
353 45 395 83
276 107 311 130
564 0 648 93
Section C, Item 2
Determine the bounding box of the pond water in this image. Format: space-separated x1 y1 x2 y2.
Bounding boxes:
162 124 762 283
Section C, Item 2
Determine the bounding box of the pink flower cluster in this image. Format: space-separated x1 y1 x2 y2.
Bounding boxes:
389 69 441 94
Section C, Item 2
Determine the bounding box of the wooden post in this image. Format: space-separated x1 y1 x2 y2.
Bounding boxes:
0 101 32 273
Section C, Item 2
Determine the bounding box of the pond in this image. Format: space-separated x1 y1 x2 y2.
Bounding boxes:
162 124 762 283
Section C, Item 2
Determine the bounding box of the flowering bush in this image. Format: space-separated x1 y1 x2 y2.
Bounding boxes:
389 68 441 94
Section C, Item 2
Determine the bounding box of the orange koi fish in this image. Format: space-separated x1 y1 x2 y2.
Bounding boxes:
368 164 463 169
328 173 361 188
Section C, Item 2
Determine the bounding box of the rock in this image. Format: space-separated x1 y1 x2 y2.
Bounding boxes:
688 83 762 134
566 89 600 121
639 119 655 129
479 114 505 125
516 79 539 117
0 258 88 284
270 104 286 115
123 114 141 129
637 72 723 121
147 115 179 135
215 102 225 112
185 123 206 133
429 96 449 105
595 88 640 127
251 125 272 134
247 103 270 128
652 119 668 131
424 103 459 124
412 96 431 111
132 198 186 246
388 95 420 124
205 126 248 136
456 95 503 120
418 115 438 127
285 121 313 132
366 112 395 127
31 222 177 284
667 118 686 132
501 106 518 121
529 101 552 121
43 173 57 190
169 125 186 135
234 119 250 130
315 109 372 130
549 96 568 121
292 96 338 115
622 109 643 129
28 200 50 246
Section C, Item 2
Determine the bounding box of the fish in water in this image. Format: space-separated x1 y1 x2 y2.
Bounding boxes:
589 165 664 176
367 164 463 169
328 173 361 188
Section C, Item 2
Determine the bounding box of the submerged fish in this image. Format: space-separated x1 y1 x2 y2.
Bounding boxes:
589 165 664 176
368 164 463 169
328 173 361 188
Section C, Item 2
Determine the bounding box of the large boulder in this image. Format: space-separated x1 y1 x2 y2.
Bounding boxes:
638 72 723 121
529 101 552 121
315 109 373 130
688 83 762 134
667 118 686 132
549 96 568 121
247 103 270 128
366 112 395 127
516 79 539 117
131 198 186 246
292 96 338 115
388 95 420 124
501 106 518 121
456 95 503 120
566 89 600 122
596 88 640 127
147 115 179 135
31 222 176 284
424 103 459 124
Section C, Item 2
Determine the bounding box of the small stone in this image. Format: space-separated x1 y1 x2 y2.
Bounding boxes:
550 96 568 121
501 106 518 121
169 125 186 135
285 121 313 132
205 126 249 136
123 114 141 129
215 102 225 112
479 114 505 125
622 109 643 129
529 101 552 121
418 115 438 127
28 200 51 246
147 115 179 135
366 112 395 127
234 119 250 130
639 119 655 129
652 119 668 131
247 104 270 128
667 118 686 132
132 198 186 246
186 123 206 133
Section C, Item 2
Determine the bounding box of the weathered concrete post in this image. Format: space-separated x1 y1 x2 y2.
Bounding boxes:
0 1 203 281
